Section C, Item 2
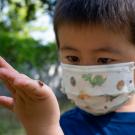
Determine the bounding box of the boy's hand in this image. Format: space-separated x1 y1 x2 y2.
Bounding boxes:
0 57 63 135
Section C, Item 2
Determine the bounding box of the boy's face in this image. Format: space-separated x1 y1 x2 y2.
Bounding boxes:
58 24 135 66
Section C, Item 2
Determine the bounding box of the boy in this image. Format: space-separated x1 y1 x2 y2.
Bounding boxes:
0 0 135 135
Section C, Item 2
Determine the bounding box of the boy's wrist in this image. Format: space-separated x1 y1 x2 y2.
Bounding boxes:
25 124 64 135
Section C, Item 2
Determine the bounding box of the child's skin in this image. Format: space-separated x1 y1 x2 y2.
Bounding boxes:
0 24 135 135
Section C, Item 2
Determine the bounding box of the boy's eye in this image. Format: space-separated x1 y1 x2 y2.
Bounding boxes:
66 56 80 63
97 58 114 64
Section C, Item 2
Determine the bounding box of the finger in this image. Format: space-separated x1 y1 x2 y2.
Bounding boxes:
0 69 51 100
0 71 46 99
0 68 37 98
0 96 14 111
0 68 20 84
0 56 17 72
15 79 52 100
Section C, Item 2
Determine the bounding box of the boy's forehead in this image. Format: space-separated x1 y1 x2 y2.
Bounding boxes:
58 24 129 54
59 24 127 42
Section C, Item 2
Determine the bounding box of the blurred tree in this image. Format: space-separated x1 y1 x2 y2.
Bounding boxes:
0 30 58 71
0 0 56 30
0 0 58 71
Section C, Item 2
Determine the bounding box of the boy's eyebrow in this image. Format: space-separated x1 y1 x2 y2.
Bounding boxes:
60 46 79 51
60 45 121 54
93 46 122 54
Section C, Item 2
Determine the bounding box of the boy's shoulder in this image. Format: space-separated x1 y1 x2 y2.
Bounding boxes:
60 107 97 131
60 107 93 134
60 107 88 122
61 107 80 118
60 107 135 135
60 107 90 126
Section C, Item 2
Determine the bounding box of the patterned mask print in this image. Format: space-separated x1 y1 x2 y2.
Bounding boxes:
82 74 107 87
61 62 135 115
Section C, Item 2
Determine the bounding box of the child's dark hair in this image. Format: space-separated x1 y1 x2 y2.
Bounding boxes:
53 0 135 46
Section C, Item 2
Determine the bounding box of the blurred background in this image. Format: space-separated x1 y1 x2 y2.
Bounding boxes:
0 0 74 134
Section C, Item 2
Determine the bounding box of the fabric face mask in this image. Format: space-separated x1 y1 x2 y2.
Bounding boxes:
61 62 135 115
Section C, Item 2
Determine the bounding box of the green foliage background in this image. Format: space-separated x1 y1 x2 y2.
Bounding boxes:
0 0 58 71
0 30 58 73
